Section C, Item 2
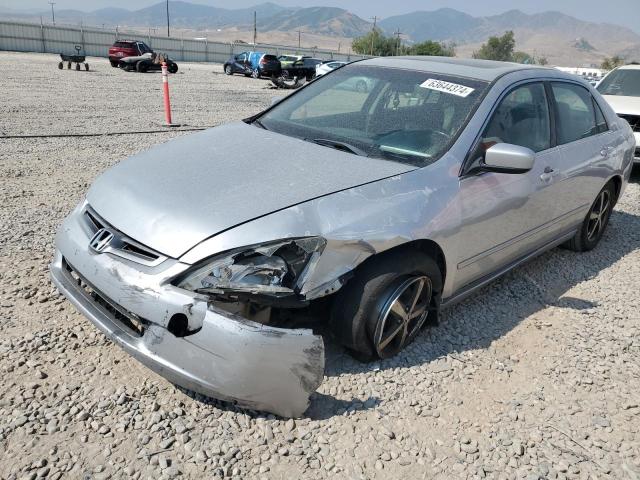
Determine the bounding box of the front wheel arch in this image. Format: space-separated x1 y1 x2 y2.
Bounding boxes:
355 239 447 288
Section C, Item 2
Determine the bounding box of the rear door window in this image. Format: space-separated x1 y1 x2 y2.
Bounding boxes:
481 82 551 152
551 83 598 144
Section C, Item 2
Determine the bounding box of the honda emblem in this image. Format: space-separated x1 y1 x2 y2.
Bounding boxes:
89 228 114 253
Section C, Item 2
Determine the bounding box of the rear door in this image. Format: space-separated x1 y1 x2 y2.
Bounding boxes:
548 82 614 231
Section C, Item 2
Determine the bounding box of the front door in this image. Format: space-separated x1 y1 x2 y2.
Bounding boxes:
455 82 563 288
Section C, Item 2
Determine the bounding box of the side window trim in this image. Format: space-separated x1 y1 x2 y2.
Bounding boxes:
543 81 558 148
591 96 609 134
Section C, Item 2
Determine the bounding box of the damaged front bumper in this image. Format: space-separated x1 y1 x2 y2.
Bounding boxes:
50 210 325 418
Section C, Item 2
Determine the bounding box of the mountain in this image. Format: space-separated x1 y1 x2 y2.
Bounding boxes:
379 8 640 65
3 1 362 37
257 6 370 37
3 2 640 65
378 8 480 43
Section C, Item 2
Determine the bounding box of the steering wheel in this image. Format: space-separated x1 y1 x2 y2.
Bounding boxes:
430 129 452 143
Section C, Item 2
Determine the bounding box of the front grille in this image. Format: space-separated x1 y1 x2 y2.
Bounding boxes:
83 206 162 265
63 258 146 337
619 114 640 132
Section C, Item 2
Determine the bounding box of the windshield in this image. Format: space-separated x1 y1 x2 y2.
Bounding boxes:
597 69 640 97
257 65 489 166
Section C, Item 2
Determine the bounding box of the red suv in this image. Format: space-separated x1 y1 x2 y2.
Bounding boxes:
108 40 153 67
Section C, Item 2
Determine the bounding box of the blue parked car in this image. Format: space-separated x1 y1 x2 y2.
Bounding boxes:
223 51 281 78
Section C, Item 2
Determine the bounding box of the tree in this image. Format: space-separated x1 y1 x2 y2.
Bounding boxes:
473 31 516 62
408 40 455 57
512 51 533 64
352 29 397 56
352 30 455 57
601 56 624 70
537 56 549 66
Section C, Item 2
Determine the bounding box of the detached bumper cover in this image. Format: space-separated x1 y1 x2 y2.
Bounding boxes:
50 210 324 418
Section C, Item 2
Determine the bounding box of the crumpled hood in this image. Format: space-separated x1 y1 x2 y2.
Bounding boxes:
601 95 640 116
87 122 413 259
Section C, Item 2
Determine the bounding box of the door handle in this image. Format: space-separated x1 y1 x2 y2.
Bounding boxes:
540 166 555 182
600 146 610 157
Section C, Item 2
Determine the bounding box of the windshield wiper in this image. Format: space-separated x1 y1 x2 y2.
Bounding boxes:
305 138 368 157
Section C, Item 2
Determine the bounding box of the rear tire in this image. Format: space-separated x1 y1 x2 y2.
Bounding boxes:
168 63 178 74
251 68 260 79
330 250 442 361
564 181 615 252
224 65 232 75
136 61 148 73
109 60 119 67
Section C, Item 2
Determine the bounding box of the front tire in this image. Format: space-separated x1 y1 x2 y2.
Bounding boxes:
224 65 233 75
564 181 615 252
251 68 260 79
168 62 178 74
330 250 442 361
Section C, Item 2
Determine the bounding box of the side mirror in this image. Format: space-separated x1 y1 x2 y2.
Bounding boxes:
271 95 284 106
483 143 535 174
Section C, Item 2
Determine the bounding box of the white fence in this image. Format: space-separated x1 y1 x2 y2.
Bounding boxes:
0 20 369 64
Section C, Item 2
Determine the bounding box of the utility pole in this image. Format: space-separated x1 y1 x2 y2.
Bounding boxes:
297 30 301 49
166 0 170 37
48 1 56 25
253 11 257 45
369 16 377 56
394 28 403 56
337 42 341 53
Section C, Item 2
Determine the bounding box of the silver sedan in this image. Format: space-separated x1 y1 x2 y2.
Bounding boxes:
51 57 636 417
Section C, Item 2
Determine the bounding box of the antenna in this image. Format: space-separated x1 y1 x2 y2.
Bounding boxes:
48 0 56 25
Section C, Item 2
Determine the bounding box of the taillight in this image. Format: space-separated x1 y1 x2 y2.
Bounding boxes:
260 58 266 65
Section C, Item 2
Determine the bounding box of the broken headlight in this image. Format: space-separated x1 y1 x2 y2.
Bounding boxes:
176 237 326 297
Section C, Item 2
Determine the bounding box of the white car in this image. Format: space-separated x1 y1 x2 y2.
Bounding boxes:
597 64 640 163
315 61 347 77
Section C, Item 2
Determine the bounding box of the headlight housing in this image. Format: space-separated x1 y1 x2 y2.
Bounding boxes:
176 237 326 297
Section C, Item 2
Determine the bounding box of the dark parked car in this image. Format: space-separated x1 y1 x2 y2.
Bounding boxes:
108 40 153 68
224 52 281 78
280 56 323 80
119 52 178 73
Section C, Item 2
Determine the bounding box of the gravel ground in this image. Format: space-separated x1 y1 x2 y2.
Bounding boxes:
1 51 639 480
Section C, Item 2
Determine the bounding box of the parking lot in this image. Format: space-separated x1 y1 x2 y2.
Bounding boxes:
0 51 639 480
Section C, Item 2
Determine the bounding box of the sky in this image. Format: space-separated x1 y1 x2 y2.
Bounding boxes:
4 0 639 33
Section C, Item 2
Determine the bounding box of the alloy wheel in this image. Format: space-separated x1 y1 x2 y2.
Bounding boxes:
587 189 611 241
373 276 432 358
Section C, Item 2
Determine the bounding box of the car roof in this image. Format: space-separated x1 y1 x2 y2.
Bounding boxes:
358 56 556 82
616 64 640 71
